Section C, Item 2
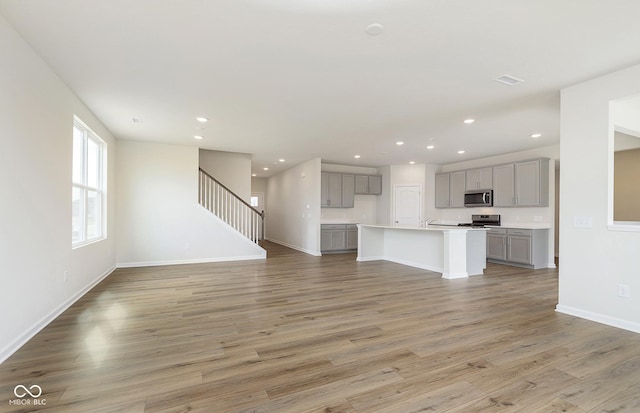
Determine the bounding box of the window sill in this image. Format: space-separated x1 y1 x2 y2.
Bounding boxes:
72 236 106 250
608 222 640 232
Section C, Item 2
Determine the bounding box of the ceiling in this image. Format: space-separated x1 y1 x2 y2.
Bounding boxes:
2 0 640 177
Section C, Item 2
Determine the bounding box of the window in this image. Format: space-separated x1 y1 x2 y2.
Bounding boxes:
72 116 106 246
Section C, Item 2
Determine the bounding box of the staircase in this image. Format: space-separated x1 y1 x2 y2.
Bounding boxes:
198 168 264 243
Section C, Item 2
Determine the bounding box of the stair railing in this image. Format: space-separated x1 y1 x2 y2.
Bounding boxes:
198 168 264 243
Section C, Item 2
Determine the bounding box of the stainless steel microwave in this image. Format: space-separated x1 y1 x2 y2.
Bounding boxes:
464 190 493 207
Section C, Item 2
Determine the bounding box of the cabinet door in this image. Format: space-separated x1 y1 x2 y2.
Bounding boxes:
342 174 355 207
487 234 507 260
346 228 358 249
478 167 493 189
435 173 450 208
355 175 369 194
515 160 540 206
330 230 346 250
327 173 343 207
368 175 382 195
321 230 332 251
493 164 515 207
508 235 532 264
450 171 466 207
321 172 329 207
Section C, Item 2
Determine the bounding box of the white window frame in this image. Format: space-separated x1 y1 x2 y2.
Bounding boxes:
72 116 107 247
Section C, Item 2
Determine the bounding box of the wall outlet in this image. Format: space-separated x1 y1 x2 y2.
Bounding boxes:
185 242 191 250
617 284 631 298
64 271 68 282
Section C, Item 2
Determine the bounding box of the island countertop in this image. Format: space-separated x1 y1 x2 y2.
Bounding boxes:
357 224 488 279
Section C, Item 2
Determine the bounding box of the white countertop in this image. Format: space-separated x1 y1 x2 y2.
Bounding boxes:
321 221 359 225
360 224 488 231
486 223 552 229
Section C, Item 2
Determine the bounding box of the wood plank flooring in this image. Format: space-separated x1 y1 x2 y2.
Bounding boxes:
2 241 640 412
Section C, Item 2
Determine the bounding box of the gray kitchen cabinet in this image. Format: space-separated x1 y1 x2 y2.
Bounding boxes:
321 172 344 207
486 228 507 260
435 171 465 208
321 224 357 253
346 224 358 249
435 173 450 208
487 227 549 269
342 174 355 208
450 171 466 207
514 159 549 207
355 175 382 195
465 167 493 190
493 164 515 207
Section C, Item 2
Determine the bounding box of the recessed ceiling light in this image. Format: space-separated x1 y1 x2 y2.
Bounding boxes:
463 119 475 124
530 133 542 138
279 159 285 163
196 117 209 123
251 173 257 177
194 135 204 140
396 141 404 146
457 150 465 154
409 161 415 165
495 74 524 86
263 167 269 171
426 145 435 149
354 155 361 159
366 23 384 36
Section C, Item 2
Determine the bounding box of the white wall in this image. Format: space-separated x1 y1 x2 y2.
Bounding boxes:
558 64 640 333
0 14 117 362
117 141 265 266
265 158 322 255
376 166 391 226
199 149 252 203
321 163 378 224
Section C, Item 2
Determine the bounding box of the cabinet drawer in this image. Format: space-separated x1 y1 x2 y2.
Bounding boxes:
321 224 346 230
488 228 507 235
507 229 532 236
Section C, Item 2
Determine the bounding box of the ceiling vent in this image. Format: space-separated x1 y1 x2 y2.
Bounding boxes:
495 74 524 86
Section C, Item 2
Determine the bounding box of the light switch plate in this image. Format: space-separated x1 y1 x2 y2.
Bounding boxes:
573 216 593 228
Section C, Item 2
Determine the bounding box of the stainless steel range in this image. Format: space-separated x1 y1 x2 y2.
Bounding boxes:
458 214 501 228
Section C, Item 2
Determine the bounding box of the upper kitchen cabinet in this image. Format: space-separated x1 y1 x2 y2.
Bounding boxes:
322 172 380 208
515 159 549 207
492 159 549 207
493 164 515 207
435 171 465 208
355 175 382 195
342 174 355 208
465 167 493 190
321 172 343 207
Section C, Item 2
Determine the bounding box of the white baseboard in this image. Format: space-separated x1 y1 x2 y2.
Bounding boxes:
265 238 321 256
555 304 640 334
116 254 266 268
0 265 116 364
356 256 384 262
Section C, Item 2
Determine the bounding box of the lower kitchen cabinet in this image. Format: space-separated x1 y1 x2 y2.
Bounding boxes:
321 224 358 253
486 227 549 269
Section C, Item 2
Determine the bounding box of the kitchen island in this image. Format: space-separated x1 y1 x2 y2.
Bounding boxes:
357 224 488 279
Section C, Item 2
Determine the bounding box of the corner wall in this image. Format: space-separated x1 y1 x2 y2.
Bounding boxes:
116 141 265 266
558 63 640 333
265 158 322 255
0 14 117 362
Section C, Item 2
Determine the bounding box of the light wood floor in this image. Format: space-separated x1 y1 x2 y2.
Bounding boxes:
2 242 640 412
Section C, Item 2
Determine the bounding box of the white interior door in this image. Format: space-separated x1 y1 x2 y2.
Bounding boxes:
393 185 422 227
